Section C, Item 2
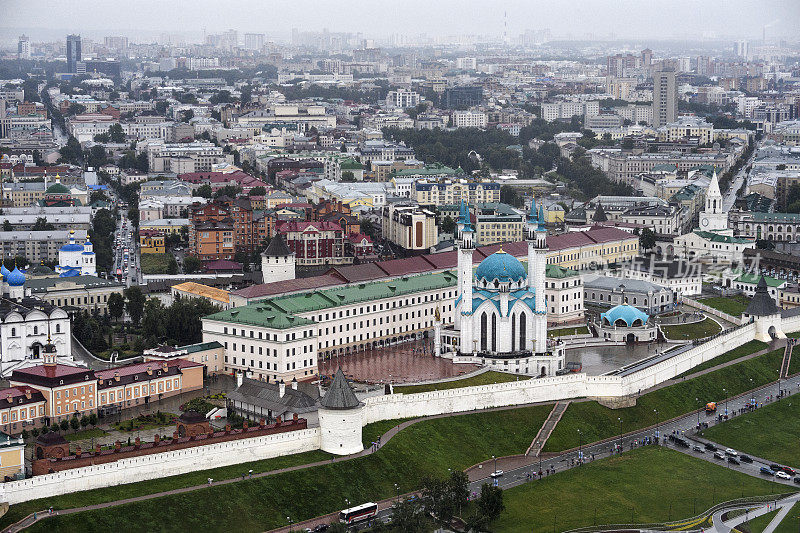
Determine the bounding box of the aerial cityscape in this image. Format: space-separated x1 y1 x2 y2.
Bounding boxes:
1 0 800 531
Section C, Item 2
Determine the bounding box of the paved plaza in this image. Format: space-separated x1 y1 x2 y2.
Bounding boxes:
318 338 480 384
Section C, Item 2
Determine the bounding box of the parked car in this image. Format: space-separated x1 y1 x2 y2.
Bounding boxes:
781 467 797 476
776 471 792 480
770 464 783 472
739 455 753 463
490 470 504 478
725 448 738 457
714 451 725 460
761 467 775 476
705 442 718 451
728 457 740 465
693 445 705 453
794 477 800 485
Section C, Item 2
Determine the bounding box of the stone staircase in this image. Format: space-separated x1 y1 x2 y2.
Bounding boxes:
526 401 570 456
780 342 793 379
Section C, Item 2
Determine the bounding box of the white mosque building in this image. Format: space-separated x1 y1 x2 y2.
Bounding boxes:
439 201 565 376
56 230 96 277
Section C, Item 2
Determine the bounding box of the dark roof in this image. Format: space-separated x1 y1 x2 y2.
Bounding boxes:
319 368 361 410
11 364 94 388
262 234 292 258
227 377 318 415
36 431 68 445
592 203 608 222
179 411 207 423
744 276 779 317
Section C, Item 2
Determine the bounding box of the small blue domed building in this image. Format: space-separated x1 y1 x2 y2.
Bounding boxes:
598 304 657 343
56 230 96 277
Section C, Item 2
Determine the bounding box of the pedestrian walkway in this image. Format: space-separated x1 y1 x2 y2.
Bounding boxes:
526 400 569 456
780 342 792 379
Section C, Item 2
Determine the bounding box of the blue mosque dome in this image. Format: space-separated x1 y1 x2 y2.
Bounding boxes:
601 304 649 327
6 267 25 287
475 250 526 284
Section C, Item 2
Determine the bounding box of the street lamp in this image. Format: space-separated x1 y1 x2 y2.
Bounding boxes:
653 409 659 444
695 397 701 428
394 483 399 503
723 388 728 417
492 455 497 474
287 516 292 533
577 429 582 464
617 417 622 451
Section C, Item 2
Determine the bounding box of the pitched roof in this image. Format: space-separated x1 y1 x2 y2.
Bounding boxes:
319 367 361 410
227 377 318 415
262 234 292 258
744 276 779 317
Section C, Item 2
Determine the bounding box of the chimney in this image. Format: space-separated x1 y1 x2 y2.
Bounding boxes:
278 380 285 398
147 366 153 376
114 371 120 382
24 389 31 400
162 361 168 372
291 377 297 390
236 371 243 388
154 434 160 444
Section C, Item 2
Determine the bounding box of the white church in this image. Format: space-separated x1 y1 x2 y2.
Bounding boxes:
56 230 96 277
438 201 565 376
673 171 755 264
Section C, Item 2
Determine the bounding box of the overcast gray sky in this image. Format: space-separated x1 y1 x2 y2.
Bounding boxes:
2 0 799 42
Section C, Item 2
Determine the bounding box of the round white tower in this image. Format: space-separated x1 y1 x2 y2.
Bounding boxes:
318 367 364 455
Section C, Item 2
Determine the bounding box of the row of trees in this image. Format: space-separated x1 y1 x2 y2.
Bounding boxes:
22 413 99 440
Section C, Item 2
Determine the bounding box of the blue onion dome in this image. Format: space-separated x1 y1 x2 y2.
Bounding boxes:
475 250 526 284
7 267 25 287
601 304 649 327
60 242 84 252
0 264 10 279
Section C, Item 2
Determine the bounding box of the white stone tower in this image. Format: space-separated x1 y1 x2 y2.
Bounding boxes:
260 234 295 283
456 200 475 354
318 367 364 455
528 200 548 354
699 170 729 233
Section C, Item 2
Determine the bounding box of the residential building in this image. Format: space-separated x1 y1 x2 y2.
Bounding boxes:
381 203 437 251
652 69 678 128
139 229 165 254
473 203 524 245
541 101 600 122
278 220 349 267
0 229 88 263
385 89 421 110
66 35 81 74
452 110 488 128
583 274 675 315
673 230 755 265
412 177 500 206
24 275 124 314
171 282 230 310
545 264 584 326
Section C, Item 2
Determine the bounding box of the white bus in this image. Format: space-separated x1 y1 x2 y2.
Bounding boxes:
339 502 378 524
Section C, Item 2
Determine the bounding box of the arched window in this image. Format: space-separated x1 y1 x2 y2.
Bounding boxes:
491 313 497 352
480 312 487 352
519 313 526 351
513 313 519 353
11 328 15 337
56 323 61 333
33 326 37 335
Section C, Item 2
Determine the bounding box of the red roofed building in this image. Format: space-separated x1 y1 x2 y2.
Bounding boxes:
347 233 375 259
0 386 47 434
278 220 351 267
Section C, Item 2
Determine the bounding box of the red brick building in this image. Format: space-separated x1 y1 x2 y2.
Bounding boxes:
278 220 350 267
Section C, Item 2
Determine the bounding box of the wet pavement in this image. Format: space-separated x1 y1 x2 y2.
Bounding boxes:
566 341 675 376
318 339 479 384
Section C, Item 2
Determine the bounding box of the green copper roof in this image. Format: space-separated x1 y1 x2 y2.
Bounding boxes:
694 230 753 244
749 212 800 222
546 264 578 279
733 270 785 288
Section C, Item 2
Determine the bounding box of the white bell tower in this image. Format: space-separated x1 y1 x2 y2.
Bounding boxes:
699 171 729 233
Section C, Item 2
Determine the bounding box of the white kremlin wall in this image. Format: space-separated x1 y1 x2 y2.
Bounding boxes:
0 319 780 506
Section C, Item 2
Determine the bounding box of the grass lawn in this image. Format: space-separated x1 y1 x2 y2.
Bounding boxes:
700 395 800 467
113 413 177 432
544 348 786 453
768 510 800 533
494 447 786 533
661 317 722 340
94 349 139 361
394 370 525 394
548 326 590 337
744 508 781 533
139 253 174 275
698 295 751 317
675 339 768 378
361 418 414 448
19 405 552 533
63 428 107 442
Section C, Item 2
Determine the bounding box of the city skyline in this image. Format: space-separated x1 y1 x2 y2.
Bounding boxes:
2 0 800 45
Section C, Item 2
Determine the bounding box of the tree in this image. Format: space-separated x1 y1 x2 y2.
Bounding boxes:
448 470 470 516
421 476 455 525
31 428 40 438
124 286 146 325
94 132 111 143
40 425 49 435
109 123 126 143
70 416 80 432
359 220 376 239
341 171 356 182
88 413 98 428
390 497 426 532
500 185 522 208
213 185 242 198
127 206 140 228
20 429 29 440
167 256 178 275
440 215 456 235
181 109 194 123
756 239 775 251
80 415 89 429
475 483 504 527
59 420 69 432
66 103 86 116
2 220 12 232
196 184 213 198
108 292 125 322
183 255 202 274
248 186 266 197
639 227 656 251
89 190 108 205
31 217 55 231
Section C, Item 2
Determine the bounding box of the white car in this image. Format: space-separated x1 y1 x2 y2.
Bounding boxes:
490 470 504 478
725 448 738 457
776 471 792 480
